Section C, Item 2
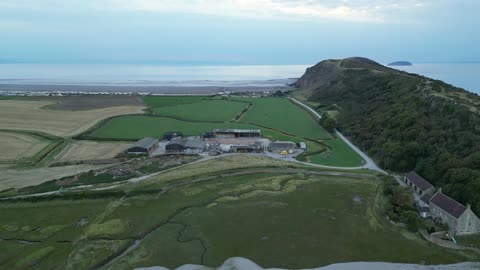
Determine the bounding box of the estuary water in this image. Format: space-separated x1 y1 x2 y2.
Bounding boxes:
0 64 309 87
390 62 480 94
0 63 479 94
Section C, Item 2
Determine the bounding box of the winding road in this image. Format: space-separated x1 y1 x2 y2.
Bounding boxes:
289 97 387 174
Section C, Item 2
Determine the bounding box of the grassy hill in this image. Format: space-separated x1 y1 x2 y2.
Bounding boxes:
294 57 480 213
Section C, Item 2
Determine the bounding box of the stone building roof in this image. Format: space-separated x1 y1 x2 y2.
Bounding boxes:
430 192 467 219
405 171 434 192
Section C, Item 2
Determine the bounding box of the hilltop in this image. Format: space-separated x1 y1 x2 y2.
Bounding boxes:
294 57 480 213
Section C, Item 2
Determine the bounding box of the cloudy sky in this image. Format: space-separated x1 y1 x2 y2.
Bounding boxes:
0 0 478 64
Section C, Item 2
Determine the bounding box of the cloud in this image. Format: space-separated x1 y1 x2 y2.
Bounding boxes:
104 0 428 23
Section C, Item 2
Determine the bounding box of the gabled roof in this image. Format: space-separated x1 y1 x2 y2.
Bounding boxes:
167 138 187 146
167 138 205 149
184 139 206 149
430 192 467 219
269 141 296 149
132 137 158 149
405 171 434 192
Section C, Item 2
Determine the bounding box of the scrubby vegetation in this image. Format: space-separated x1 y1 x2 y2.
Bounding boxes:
0 158 471 269
296 57 480 213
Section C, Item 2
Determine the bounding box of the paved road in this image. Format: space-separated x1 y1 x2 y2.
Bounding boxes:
289 97 387 174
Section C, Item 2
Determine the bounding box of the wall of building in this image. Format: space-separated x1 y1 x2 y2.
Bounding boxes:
127 146 148 154
456 208 480 235
403 176 433 196
429 204 459 233
166 144 184 152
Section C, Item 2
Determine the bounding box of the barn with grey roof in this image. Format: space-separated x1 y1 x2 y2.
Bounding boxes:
127 137 159 154
165 138 206 153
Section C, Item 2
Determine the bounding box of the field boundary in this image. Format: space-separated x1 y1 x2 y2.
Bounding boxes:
0 129 65 166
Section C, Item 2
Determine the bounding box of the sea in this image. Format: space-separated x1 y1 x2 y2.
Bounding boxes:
389 62 480 94
0 62 478 94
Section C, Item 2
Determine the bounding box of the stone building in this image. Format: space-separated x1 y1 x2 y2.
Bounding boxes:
403 171 435 196
429 189 480 235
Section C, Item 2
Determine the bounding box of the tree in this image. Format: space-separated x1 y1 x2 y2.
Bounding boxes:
320 113 337 132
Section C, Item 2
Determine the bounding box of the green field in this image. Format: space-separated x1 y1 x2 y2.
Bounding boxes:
238 98 331 140
0 156 471 269
308 139 366 167
89 115 290 140
83 96 364 168
143 96 207 108
90 97 331 141
153 99 248 122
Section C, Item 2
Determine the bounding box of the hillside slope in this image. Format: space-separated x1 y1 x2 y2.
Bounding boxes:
295 57 480 213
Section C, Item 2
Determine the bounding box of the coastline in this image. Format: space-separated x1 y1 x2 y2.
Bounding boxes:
0 82 294 96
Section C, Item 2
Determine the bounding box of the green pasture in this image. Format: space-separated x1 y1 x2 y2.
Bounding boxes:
143 96 207 108
308 139 366 167
103 172 469 269
0 157 473 269
89 116 251 139
238 98 331 140
152 99 248 122
89 115 301 141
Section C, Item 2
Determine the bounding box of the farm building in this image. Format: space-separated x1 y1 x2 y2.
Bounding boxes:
166 138 206 153
231 145 262 153
428 189 480 235
214 129 261 138
127 137 159 154
299 142 307 150
255 139 270 152
269 141 297 153
403 171 435 196
163 131 183 141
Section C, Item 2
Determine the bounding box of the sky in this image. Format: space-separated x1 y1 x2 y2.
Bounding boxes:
0 0 479 64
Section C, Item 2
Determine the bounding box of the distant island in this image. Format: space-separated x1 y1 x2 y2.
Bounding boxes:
388 61 412 66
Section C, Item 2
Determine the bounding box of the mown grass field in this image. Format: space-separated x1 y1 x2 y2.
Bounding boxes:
152 99 248 122
0 156 472 269
144 96 207 108
238 97 332 140
308 139 366 167
0 164 114 190
0 100 145 137
89 115 259 140
53 141 129 163
0 131 52 163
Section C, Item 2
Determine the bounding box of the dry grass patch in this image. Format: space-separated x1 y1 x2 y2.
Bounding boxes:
137 155 302 188
0 164 114 191
0 100 145 137
0 132 50 162
54 141 129 162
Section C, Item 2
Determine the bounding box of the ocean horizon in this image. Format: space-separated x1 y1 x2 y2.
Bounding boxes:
0 62 478 94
